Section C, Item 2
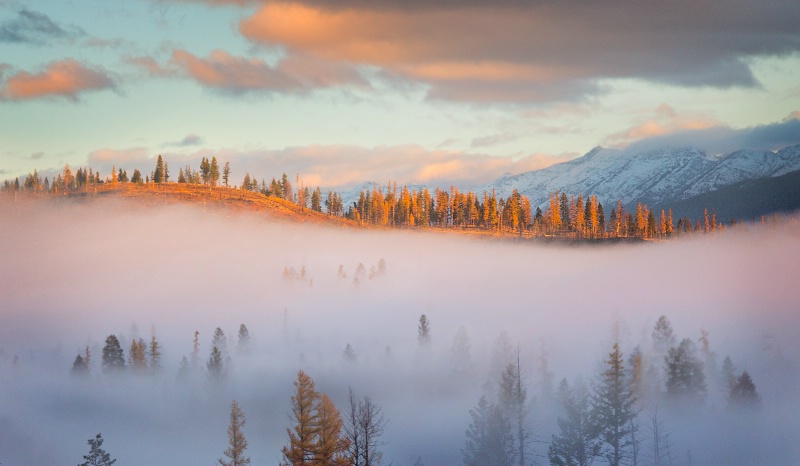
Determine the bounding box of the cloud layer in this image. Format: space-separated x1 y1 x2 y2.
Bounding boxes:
0 9 83 45
237 0 800 102
0 59 115 101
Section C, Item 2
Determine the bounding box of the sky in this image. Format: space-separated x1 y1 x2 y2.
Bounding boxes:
1 0 800 189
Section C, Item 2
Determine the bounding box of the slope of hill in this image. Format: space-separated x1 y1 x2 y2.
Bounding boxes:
653 168 800 222
479 144 800 212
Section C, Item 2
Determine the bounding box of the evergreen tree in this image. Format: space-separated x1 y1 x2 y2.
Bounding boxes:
499 357 529 466
201 157 211 185
178 168 186 183
462 395 514 466
219 400 250 466
101 335 125 373
153 155 165 183
418 314 431 346
665 338 706 405
207 346 224 382
282 370 320 465
450 325 475 381
728 371 760 408
78 433 116 466
148 335 162 372
210 156 220 186
237 324 250 354
548 378 601 466
223 161 231 187
343 343 357 363
130 169 143 184
129 338 147 373
71 354 89 376
592 343 638 466
213 327 228 357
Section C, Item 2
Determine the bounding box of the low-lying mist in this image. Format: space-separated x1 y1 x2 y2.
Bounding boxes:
1 198 799 465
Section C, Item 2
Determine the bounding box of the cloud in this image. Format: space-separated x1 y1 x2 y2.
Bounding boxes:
238 0 800 102
30 152 44 160
603 104 722 148
87 147 151 173
624 117 800 155
0 59 116 102
163 134 204 147
470 133 518 148
0 9 84 44
152 144 576 190
130 49 366 95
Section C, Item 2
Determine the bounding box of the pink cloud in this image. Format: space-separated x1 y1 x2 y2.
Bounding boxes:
0 59 115 101
603 104 721 148
130 49 365 94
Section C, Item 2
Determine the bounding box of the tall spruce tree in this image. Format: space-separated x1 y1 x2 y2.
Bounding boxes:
219 400 250 466
417 314 431 346
548 378 601 466
207 346 224 382
101 335 125 373
593 343 638 466
462 395 514 466
499 356 529 466
665 338 706 405
79 433 116 466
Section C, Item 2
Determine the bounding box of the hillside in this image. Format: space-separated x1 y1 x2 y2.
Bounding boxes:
5 182 353 227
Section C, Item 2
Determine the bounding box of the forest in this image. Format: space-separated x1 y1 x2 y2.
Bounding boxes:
3 154 738 241
1 195 797 465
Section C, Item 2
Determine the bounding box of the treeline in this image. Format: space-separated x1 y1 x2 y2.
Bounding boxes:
5 157 733 239
68 313 762 466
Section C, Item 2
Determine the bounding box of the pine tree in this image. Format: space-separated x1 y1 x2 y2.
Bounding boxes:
418 314 431 346
210 156 220 186
499 356 529 466
593 343 638 466
343 343 357 363
101 335 125 373
728 371 760 408
665 338 706 405
462 395 514 466
148 335 162 372
129 338 147 373
207 346 224 382
548 378 601 466
79 433 116 466
237 324 250 354
154 155 165 183
71 354 89 376
213 327 228 357
282 370 320 465
219 400 250 466
223 161 231 187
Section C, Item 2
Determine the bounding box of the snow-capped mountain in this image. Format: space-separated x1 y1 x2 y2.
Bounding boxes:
479 144 800 210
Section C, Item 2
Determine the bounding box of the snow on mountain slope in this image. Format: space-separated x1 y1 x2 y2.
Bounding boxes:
479 144 800 210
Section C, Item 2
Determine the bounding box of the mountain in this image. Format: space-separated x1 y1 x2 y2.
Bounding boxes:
479 144 800 215
655 168 800 222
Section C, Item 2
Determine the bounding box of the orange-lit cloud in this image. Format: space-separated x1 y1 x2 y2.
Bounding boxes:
0 59 115 101
85 144 575 190
603 104 721 148
236 0 800 102
128 49 366 94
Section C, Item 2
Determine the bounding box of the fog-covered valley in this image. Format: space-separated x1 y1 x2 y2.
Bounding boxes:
1 199 799 465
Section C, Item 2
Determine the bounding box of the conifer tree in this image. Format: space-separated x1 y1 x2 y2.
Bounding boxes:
148 335 162 372
153 155 164 183
101 335 125 373
418 314 431 346
282 370 320 465
237 324 250 354
79 433 116 466
207 346 224 382
728 371 760 408
499 356 529 466
343 343 357 363
71 354 89 376
219 400 250 466
593 343 638 466
463 395 514 466
129 338 147 373
223 161 230 187
213 327 228 357
665 338 706 405
314 393 351 466
548 378 601 466
210 156 220 186
84 345 92 374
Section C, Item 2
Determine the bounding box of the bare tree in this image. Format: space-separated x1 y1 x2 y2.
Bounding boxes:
345 388 388 466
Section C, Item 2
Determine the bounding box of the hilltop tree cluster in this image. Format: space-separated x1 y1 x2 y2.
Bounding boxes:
6 158 733 241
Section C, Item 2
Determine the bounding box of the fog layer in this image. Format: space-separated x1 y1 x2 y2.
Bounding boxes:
1 199 799 465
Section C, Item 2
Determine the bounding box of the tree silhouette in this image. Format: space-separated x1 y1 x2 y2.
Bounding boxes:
78 433 116 466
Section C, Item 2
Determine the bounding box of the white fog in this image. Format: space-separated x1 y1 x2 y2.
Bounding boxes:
1 198 799 465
